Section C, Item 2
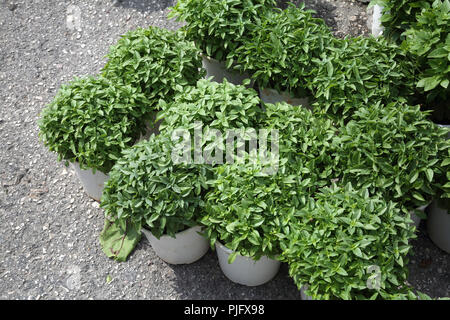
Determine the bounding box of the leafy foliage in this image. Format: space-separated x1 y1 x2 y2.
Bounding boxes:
309 36 417 120
281 183 416 300
102 26 204 109
158 79 264 165
402 0 450 112
38 76 150 174
202 155 304 262
158 78 263 132
260 102 338 194
169 0 276 64
370 0 434 43
100 133 211 243
332 100 450 212
234 3 333 98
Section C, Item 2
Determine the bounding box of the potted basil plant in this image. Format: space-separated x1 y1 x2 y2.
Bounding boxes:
332 100 449 227
401 0 450 126
281 183 416 300
100 134 211 263
202 156 302 286
102 25 205 118
234 4 333 106
169 0 276 85
38 76 151 201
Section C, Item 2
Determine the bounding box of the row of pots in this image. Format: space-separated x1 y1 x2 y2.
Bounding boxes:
72 165 283 289
141 225 281 287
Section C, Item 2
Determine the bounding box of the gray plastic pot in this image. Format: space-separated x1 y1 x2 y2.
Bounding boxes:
259 87 310 108
201 55 251 85
141 225 209 264
215 241 280 286
427 201 450 253
71 162 109 201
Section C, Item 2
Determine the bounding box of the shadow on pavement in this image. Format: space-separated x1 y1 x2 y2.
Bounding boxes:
112 0 176 13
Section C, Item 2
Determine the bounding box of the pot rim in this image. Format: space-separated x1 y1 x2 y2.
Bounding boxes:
142 224 203 240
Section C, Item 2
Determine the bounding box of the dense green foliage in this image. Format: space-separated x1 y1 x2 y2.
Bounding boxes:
158 79 263 132
202 155 302 262
100 134 212 261
309 36 417 119
370 0 435 43
402 0 450 117
169 0 276 65
281 184 416 300
102 26 204 109
38 76 150 173
333 101 450 212
234 3 333 98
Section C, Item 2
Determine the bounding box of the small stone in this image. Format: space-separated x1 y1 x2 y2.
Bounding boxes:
8 3 18 11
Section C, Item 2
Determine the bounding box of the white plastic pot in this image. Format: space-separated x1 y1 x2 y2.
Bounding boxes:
141 225 209 264
427 201 450 253
259 87 310 108
215 241 280 286
371 5 384 37
202 55 251 86
71 162 109 201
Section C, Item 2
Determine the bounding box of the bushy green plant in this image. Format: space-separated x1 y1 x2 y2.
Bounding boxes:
234 3 333 98
402 0 450 120
38 76 150 174
158 78 263 132
169 0 276 64
332 100 450 213
260 102 339 194
369 0 434 43
102 26 204 109
309 36 417 119
158 79 264 166
100 134 212 261
202 155 304 262
281 183 416 300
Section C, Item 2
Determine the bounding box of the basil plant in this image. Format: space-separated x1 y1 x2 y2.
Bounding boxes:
369 0 434 44
234 3 333 98
38 76 151 174
281 183 416 300
102 26 204 110
309 36 417 120
402 0 450 122
157 79 264 166
259 102 339 195
169 0 276 66
202 155 305 263
100 134 212 261
332 100 450 214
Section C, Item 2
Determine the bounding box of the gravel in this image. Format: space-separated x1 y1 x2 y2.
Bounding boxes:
0 0 448 300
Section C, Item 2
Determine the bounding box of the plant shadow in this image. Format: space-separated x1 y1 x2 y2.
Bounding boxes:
112 0 176 13
167 249 302 300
